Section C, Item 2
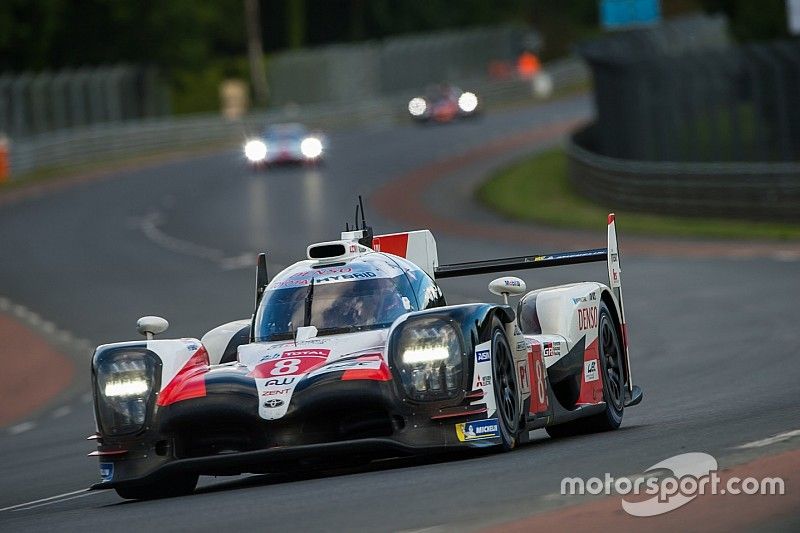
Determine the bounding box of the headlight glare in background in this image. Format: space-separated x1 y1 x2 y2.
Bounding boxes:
408 97 427 116
244 139 267 161
300 136 323 159
458 92 478 113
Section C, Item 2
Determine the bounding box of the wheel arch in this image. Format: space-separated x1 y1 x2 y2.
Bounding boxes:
599 289 629 387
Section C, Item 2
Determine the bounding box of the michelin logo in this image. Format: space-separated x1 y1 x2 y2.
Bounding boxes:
456 418 500 442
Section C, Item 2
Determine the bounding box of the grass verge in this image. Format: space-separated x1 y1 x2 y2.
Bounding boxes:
477 148 800 241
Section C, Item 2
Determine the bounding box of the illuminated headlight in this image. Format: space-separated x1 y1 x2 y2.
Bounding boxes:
300 137 323 159
408 97 427 117
393 318 464 400
458 92 478 113
244 139 267 162
104 377 149 397
94 350 157 435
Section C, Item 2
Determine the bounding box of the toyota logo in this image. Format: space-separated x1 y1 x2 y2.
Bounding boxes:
263 399 284 408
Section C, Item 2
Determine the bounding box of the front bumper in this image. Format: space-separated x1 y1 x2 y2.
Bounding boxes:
90 366 493 488
91 437 449 491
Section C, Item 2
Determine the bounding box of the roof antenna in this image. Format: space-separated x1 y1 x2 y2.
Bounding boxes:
359 195 367 231
354 203 361 231
356 195 374 248
345 221 350 232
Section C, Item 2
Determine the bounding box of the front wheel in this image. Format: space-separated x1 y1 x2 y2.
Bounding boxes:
114 473 198 500
490 320 521 451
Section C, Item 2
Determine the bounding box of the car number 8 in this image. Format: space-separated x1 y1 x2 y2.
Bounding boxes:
535 359 546 404
271 358 301 376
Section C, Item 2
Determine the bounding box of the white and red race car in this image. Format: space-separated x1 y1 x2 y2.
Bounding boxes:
89 203 642 499
407 84 479 123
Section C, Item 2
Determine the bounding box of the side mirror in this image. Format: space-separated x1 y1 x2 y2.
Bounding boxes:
488 277 527 304
137 316 169 340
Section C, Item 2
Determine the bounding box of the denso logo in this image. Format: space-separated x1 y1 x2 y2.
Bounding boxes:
282 349 330 358
263 377 295 386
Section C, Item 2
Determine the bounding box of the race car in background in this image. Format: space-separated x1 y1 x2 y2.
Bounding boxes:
243 123 325 168
88 200 642 499
408 84 479 123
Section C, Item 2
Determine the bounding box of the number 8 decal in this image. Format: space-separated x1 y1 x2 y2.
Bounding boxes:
535 359 546 405
271 358 301 376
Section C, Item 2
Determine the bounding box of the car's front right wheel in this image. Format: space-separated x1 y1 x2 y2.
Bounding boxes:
490 319 520 451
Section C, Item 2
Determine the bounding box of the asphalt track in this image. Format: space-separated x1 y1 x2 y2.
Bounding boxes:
1 95 799 531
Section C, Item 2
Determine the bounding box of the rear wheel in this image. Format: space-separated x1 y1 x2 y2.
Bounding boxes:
490 320 520 450
114 473 198 500
546 302 624 438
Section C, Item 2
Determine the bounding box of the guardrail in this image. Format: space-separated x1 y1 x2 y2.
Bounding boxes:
567 125 800 223
6 58 588 178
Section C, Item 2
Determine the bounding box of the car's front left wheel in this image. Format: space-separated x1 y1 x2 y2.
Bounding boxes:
114 473 198 500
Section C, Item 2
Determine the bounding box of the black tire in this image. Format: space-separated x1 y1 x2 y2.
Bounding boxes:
490 319 521 451
114 473 198 500
546 302 625 438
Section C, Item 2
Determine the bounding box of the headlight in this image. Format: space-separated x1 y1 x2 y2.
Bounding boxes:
94 349 158 436
458 92 478 113
393 318 464 401
300 136 323 159
244 139 267 162
408 97 427 117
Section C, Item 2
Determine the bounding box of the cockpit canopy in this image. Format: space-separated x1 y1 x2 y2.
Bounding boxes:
253 252 444 342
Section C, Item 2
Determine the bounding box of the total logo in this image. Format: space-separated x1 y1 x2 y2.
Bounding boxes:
456 418 500 441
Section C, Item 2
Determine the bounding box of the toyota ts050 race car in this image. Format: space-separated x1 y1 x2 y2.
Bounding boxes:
88 202 642 500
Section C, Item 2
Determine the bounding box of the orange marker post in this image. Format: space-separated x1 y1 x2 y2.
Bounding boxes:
0 135 9 183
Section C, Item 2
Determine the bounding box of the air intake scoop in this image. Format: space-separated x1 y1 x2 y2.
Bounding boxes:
306 240 371 262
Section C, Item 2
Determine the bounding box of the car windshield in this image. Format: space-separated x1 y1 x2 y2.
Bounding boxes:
254 275 417 342
264 125 306 142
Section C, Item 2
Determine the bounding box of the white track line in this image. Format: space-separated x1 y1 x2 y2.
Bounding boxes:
0 489 90 512
12 490 101 512
736 429 800 449
52 406 72 419
138 210 255 270
7 421 36 435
